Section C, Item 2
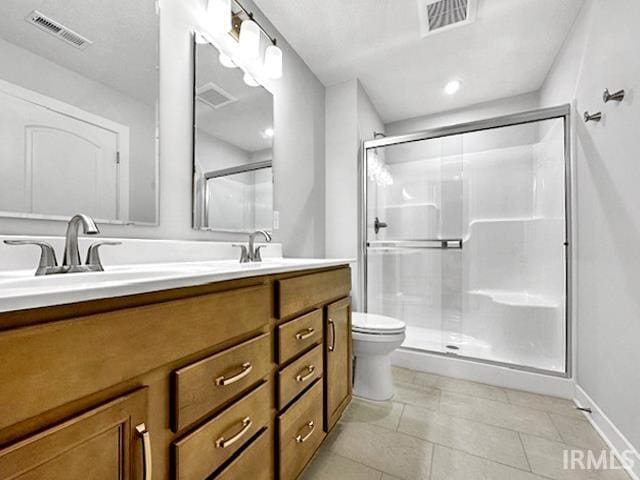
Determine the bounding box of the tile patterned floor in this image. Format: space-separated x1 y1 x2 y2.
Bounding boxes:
301 368 631 480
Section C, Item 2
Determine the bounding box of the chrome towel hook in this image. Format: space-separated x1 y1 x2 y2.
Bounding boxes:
584 111 602 123
603 88 625 103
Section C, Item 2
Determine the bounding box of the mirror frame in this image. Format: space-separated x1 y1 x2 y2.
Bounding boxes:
0 3 161 227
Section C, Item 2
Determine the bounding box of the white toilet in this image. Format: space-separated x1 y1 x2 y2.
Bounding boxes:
352 312 406 401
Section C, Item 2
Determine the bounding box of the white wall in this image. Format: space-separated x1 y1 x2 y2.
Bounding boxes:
540 0 640 451
325 79 384 307
0 0 326 257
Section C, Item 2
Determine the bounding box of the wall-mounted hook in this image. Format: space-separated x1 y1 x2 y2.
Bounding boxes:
584 111 602 123
603 88 625 103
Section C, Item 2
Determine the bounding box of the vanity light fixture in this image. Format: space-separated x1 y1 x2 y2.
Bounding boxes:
264 44 283 79
243 72 260 87
444 79 462 95
207 0 232 34
195 32 208 44
239 18 261 59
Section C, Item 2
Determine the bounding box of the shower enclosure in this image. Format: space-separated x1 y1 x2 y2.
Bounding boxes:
361 105 571 375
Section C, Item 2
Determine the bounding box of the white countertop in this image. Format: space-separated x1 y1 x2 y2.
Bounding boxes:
0 258 353 313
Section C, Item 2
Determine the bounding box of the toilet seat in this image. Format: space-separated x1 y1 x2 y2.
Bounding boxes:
352 312 406 335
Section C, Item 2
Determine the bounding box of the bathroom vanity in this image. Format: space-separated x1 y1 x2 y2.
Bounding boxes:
0 260 352 480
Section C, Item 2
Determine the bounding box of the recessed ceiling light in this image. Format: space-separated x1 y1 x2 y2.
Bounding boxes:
444 79 462 95
263 127 274 138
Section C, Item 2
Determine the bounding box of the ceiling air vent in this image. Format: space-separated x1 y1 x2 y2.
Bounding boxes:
26 10 93 49
417 0 478 37
197 82 238 110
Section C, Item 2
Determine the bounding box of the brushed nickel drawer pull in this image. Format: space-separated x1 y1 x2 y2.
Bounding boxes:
215 362 253 386
295 327 315 340
215 417 252 449
135 423 153 480
295 420 315 443
295 365 316 382
328 318 336 352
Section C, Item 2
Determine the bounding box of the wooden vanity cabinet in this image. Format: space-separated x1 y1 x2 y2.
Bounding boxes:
0 265 351 480
0 388 149 480
324 297 353 431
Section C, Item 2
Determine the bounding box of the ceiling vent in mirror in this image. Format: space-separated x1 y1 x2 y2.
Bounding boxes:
25 11 93 49
417 0 477 37
197 82 238 110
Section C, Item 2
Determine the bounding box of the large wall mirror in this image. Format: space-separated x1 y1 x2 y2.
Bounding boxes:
192 37 274 233
0 0 159 225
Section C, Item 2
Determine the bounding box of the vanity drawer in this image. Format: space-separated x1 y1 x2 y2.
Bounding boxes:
213 426 274 480
278 380 325 480
276 267 351 319
277 309 323 364
277 344 323 410
172 333 273 431
173 382 272 480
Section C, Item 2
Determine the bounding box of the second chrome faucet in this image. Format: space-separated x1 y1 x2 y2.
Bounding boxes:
4 213 121 275
234 230 272 263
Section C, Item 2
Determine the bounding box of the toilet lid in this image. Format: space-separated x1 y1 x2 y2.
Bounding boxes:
352 312 406 334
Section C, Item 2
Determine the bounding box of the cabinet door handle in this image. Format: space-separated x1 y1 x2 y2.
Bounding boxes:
328 318 336 352
295 420 316 443
215 417 252 448
295 327 315 340
215 362 253 386
135 423 153 480
295 365 316 382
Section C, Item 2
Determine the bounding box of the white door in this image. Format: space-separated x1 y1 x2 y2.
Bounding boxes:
0 86 126 220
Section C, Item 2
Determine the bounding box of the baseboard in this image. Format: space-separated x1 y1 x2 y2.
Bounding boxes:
574 385 640 480
391 348 575 398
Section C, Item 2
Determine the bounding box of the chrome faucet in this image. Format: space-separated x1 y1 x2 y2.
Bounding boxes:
4 214 120 275
234 230 272 263
63 214 100 271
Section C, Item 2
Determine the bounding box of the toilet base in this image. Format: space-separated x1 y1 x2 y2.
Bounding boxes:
353 353 395 401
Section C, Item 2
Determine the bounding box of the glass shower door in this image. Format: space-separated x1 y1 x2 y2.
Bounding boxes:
365 135 465 354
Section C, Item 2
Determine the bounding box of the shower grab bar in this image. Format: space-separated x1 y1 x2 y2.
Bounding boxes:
367 239 463 249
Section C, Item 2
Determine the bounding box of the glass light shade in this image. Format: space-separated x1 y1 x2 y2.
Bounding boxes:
218 52 236 68
207 0 231 34
194 32 207 44
264 44 283 79
243 72 259 87
239 20 261 59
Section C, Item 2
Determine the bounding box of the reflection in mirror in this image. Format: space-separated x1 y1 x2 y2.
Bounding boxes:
192 37 274 233
0 0 159 225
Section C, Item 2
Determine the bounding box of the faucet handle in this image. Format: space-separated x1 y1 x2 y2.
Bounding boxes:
4 240 58 276
253 245 267 262
85 241 122 271
232 244 251 263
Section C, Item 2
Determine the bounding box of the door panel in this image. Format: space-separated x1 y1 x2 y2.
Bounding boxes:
324 297 352 431
0 388 148 480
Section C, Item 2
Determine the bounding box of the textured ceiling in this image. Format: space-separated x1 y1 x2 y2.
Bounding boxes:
0 0 158 105
254 0 584 122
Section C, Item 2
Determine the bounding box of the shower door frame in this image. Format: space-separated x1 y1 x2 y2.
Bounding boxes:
359 104 573 378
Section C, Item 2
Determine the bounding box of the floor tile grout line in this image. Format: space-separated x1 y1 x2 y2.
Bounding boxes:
329 449 386 476
517 431 534 472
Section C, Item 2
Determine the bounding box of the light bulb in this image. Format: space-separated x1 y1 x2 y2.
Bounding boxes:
218 52 236 68
444 79 462 95
206 0 231 34
243 72 259 87
263 127 274 137
239 20 261 59
264 44 283 79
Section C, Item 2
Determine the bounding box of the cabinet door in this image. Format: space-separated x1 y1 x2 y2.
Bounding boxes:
0 388 150 480
324 297 352 431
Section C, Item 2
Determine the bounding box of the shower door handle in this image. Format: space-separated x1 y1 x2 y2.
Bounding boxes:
367 239 463 249
374 217 388 234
